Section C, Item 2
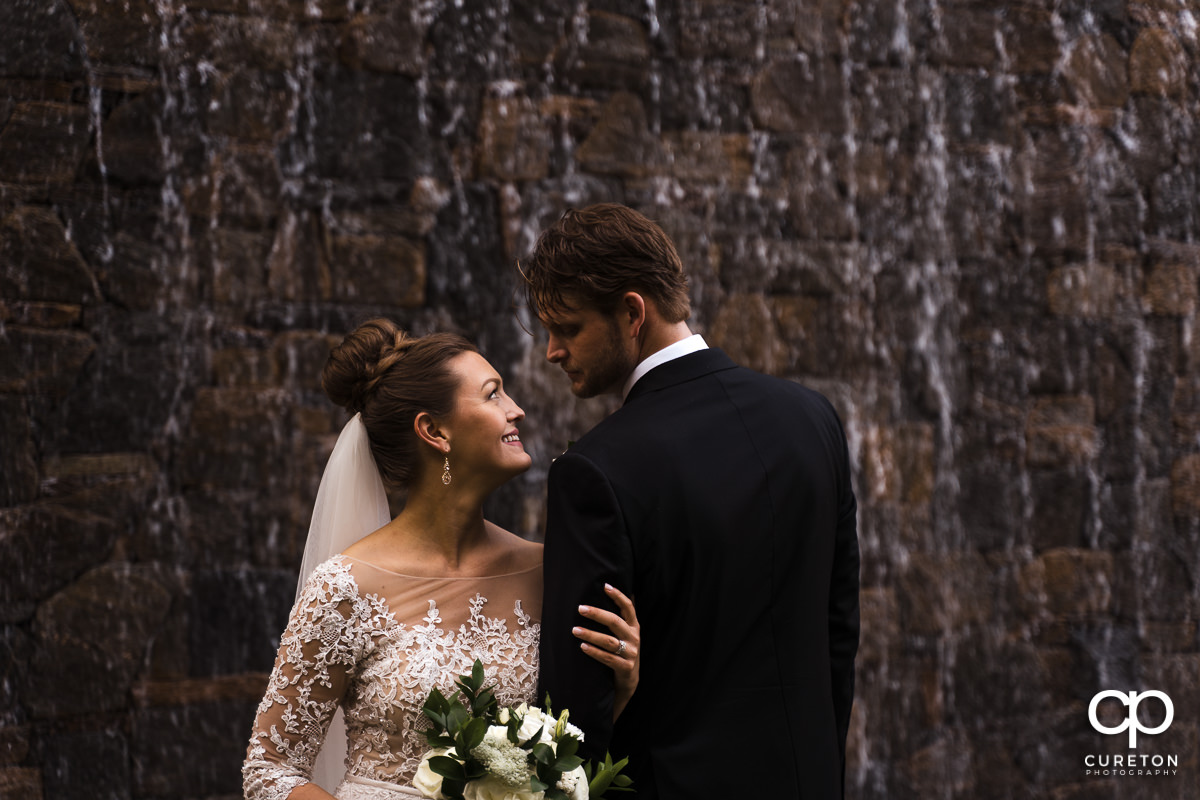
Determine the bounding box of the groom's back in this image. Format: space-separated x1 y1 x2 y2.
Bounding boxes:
577 356 858 799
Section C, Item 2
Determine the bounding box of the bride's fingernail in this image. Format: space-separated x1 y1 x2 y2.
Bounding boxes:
578 605 589 613
605 583 613 591
572 627 582 635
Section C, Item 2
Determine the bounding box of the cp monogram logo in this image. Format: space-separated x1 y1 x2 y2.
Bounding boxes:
1088 690 1174 748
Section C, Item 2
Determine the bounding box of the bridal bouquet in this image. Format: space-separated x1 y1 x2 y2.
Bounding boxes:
413 661 632 800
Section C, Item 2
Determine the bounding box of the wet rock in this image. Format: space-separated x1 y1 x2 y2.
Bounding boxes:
341 2 430 76
25 563 171 718
1046 262 1126 318
1026 395 1098 468
478 96 552 182
0 396 37 507
0 207 96 305
0 502 119 621
1142 259 1198 316
0 2 86 81
70 0 162 67
751 57 848 134
679 0 759 60
934 5 1003 69
0 767 42 798
1171 454 1200 517
188 567 295 675
563 11 651 91
34 727 128 800
185 0 351 19
666 132 753 187
131 697 261 797
708 292 788 376
898 553 993 635
0 327 96 398
1129 28 1188 99
181 14 300 73
179 387 293 490
328 233 426 307
1019 548 1114 619
0 101 92 184
1003 6 1061 73
1063 34 1129 109
302 70 428 183
575 92 665 178
206 69 298 143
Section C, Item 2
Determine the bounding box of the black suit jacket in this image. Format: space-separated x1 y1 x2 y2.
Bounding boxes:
538 349 859 799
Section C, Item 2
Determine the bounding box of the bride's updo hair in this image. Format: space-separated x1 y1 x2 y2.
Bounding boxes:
322 318 477 489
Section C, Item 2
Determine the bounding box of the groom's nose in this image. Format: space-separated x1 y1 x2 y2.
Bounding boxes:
546 336 566 363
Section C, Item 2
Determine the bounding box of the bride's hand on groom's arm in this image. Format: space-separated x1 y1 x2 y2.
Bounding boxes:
574 583 640 721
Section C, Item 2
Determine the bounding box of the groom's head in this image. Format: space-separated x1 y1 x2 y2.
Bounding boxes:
521 204 692 398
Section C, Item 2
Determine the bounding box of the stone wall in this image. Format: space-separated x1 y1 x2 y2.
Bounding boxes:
1 1 1198 798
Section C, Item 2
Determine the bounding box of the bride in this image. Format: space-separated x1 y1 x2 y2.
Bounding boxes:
243 319 639 800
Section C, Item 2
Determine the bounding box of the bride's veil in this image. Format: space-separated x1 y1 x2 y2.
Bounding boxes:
295 412 392 792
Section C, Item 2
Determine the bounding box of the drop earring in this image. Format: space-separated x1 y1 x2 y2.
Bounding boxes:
442 455 452 485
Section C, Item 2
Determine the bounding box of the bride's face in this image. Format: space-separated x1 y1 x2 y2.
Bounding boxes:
442 351 532 486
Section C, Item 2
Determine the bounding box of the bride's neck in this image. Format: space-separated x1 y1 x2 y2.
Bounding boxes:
387 484 490 571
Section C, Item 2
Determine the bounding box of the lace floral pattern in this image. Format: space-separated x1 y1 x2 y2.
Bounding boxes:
244 556 541 800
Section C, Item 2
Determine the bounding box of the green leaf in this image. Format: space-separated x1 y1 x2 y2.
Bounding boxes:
424 733 455 749
446 704 469 735
461 717 487 752
429 755 467 781
423 687 450 715
554 736 579 759
556 755 584 772
530 775 550 793
587 752 632 798
531 742 556 765
440 777 466 800
473 687 497 715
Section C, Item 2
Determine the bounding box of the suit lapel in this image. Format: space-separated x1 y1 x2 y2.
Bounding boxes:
623 348 737 404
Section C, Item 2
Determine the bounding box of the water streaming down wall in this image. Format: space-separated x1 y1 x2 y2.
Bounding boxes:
1 1 1198 798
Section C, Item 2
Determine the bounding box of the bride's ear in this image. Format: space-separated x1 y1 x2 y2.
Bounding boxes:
414 411 450 454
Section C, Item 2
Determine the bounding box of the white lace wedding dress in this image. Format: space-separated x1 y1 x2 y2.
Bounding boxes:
243 555 542 800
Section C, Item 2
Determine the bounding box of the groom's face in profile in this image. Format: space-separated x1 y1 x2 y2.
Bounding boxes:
540 300 637 399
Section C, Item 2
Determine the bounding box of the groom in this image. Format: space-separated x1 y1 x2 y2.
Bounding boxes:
523 204 860 799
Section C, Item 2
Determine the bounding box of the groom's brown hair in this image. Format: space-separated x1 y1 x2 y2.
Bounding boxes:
521 203 691 322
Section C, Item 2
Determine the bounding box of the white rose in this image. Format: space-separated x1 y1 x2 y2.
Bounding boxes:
461 774 541 800
557 765 589 800
514 706 554 744
412 747 452 799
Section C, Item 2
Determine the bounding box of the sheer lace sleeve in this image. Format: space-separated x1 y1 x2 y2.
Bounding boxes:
243 559 376 800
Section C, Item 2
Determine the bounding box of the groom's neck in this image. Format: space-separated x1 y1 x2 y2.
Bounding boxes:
636 319 694 365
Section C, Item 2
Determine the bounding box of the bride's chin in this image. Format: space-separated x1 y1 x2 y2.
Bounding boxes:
506 457 533 478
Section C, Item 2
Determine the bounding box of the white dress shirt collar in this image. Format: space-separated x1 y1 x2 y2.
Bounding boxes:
622 334 709 400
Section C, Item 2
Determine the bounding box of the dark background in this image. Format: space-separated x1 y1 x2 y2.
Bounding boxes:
1 1 1197 797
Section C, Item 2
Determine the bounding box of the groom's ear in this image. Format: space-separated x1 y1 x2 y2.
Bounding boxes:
414 411 450 453
621 291 647 339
